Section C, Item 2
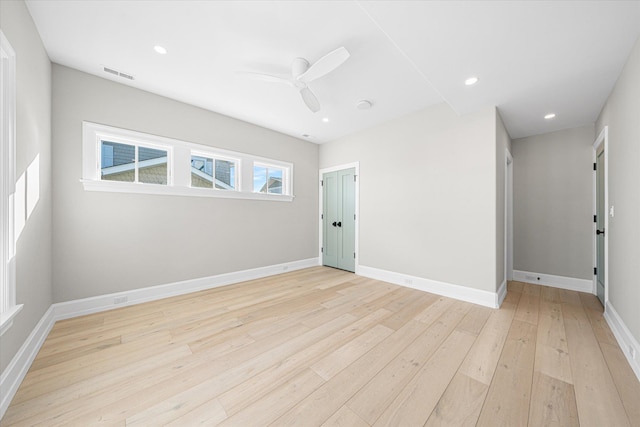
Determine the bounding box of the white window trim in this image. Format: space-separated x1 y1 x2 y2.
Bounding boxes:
1 30 23 336
82 122 294 201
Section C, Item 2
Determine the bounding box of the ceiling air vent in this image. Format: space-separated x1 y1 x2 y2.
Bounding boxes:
103 66 135 81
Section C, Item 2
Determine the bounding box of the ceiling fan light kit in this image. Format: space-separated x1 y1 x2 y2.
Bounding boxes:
356 100 372 110
242 46 351 113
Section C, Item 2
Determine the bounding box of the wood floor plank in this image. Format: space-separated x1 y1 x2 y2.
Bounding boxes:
217 308 393 416
476 319 537 427
321 405 369 427
4 271 639 427
514 290 540 325
380 291 437 330
217 369 325 427
273 319 431 426
456 304 492 336
311 323 394 380
535 298 573 384
347 302 471 424
528 371 579 427
599 342 640 425
424 372 488 427
458 291 520 385
373 330 475 426
91 314 358 426
562 301 631 427
541 285 561 303
163 398 228 427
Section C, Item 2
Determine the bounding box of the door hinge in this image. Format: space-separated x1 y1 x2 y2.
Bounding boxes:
594 215 597 223
321 213 324 219
354 252 356 259
594 267 597 275
321 180 323 186
354 175 357 182
321 247 323 253
593 163 597 171
354 214 356 220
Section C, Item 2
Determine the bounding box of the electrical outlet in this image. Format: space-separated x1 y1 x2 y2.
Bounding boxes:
631 345 636 360
114 296 128 304
283 265 289 271
525 275 536 281
404 278 413 285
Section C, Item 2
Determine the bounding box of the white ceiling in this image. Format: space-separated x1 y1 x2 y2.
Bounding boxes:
25 1 640 143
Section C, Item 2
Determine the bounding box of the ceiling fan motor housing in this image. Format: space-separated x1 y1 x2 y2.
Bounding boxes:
291 57 310 78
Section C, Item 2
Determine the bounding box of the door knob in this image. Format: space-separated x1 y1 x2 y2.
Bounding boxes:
596 229 605 235
332 221 337 227
337 222 342 227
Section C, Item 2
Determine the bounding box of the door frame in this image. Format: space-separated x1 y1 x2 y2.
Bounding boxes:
592 126 609 302
319 162 360 272
505 149 514 283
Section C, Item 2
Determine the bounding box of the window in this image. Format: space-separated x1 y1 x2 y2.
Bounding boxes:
82 122 293 201
254 164 284 194
100 141 169 185
1 30 22 335
191 154 237 190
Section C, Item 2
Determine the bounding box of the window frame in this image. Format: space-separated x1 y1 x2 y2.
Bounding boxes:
82 122 294 201
1 30 23 336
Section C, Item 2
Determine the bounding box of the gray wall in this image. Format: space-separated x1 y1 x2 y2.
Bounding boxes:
52 65 318 302
0 0 53 373
596 36 640 343
512 125 595 280
496 111 512 288
320 103 498 293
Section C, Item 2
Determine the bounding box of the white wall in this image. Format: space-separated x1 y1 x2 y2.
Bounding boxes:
320 103 498 293
0 0 53 374
596 36 640 344
52 65 319 303
511 125 595 280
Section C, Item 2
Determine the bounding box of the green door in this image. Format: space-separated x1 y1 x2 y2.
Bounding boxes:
322 168 356 272
596 146 605 305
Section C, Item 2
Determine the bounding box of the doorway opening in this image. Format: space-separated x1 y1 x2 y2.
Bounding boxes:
505 150 513 284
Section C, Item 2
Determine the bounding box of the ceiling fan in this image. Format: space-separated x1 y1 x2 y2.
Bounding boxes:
241 46 350 113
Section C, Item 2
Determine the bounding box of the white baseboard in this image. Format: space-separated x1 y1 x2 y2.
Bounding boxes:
604 301 640 382
0 257 319 419
357 265 500 309
53 257 319 320
513 270 592 293
0 306 55 419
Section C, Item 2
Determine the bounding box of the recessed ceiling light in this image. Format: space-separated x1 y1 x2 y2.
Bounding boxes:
356 100 373 110
464 76 479 86
544 113 556 119
322 117 329 123
154 45 167 55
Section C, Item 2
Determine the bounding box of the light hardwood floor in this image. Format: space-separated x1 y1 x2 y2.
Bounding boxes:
2 267 639 426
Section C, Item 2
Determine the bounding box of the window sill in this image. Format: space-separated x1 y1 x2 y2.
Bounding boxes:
0 304 24 337
81 180 295 202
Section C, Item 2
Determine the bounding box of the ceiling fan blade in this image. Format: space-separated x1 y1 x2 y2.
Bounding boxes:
300 87 320 113
238 71 293 86
299 46 350 83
